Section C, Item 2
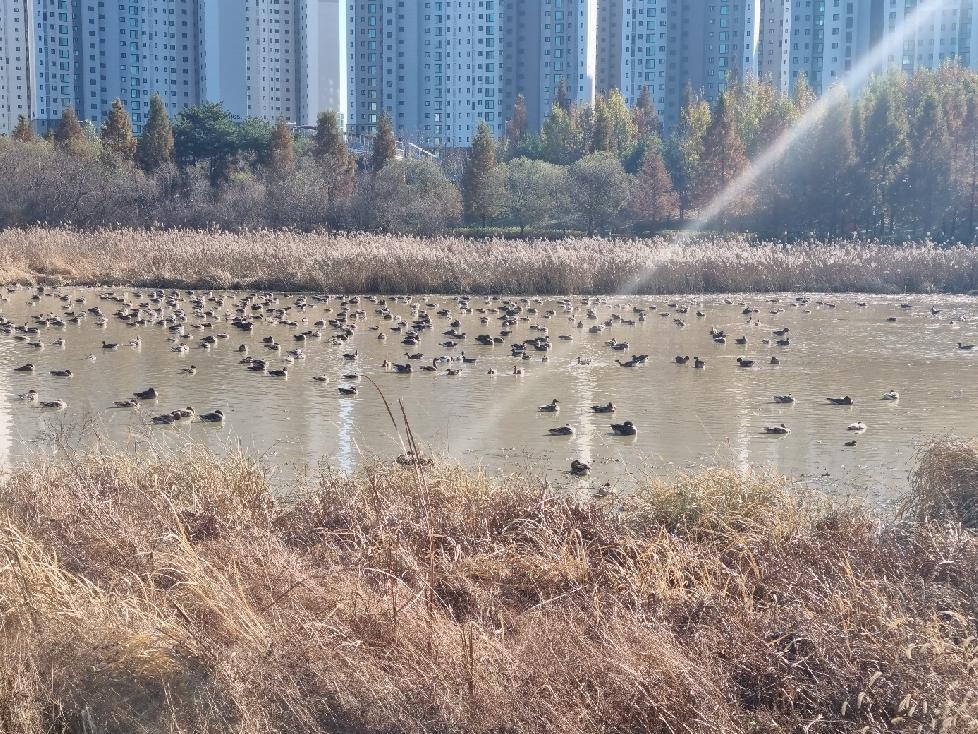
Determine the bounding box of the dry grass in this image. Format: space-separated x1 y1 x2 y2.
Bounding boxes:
2 227 978 294
905 437 978 528
1 441 977 734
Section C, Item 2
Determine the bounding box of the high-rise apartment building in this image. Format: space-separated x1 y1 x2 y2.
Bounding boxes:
299 0 345 126
348 0 507 147
785 0 873 94
31 0 80 132
874 0 978 74
501 0 598 130
0 0 33 133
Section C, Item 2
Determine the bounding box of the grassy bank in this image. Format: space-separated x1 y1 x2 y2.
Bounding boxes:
1 440 976 733
3 227 978 294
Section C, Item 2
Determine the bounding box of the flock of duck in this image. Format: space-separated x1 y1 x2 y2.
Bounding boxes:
2 285 976 478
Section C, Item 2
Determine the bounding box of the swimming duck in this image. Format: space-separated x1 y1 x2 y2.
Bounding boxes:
882 389 899 400
461 352 477 364
570 459 590 476
958 342 976 350
343 350 359 360
113 398 138 408
611 421 637 436
313 375 329 383
513 366 524 375
764 423 790 435
52 338 66 348
735 336 748 345
172 344 189 353
199 409 225 423
13 363 34 372
694 357 706 369
548 423 575 436
133 387 159 400
50 369 72 378
847 421 867 431
19 389 39 403
268 367 289 378
736 358 754 368
392 363 413 374
171 407 196 423
773 395 795 404
40 399 67 410
538 398 560 413
102 341 119 350
591 402 616 414
827 396 853 405
151 412 176 425
180 365 198 375
337 386 359 395
844 439 858 447
770 356 780 365
675 355 690 365
446 368 462 376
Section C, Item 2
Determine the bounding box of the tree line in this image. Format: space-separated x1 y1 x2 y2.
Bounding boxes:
2 67 977 240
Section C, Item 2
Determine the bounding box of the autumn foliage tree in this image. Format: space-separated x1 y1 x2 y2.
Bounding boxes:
101 99 137 162
136 94 174 173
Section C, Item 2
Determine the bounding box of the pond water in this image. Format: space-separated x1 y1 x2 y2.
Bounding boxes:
1 286 976 506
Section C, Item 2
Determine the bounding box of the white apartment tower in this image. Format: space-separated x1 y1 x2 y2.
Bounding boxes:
0 0 34 134
299 0 345 126
786 0 873 94
876 0 978 74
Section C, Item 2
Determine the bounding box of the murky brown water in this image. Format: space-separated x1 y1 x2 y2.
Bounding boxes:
1 286 976 506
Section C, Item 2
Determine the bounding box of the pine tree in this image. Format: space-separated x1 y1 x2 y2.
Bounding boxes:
555 77 571 112
136 93 174 172
54 106 89 157
313 111 348 161
633 85 660 140
371 113 397 172
11 115 34 143
462 120 504 226
269 117 296 171
629 144 678 228
699 90 748 212
505 94 529 152
101 99 137 161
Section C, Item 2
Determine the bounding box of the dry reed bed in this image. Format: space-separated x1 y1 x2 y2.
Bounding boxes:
2 227 978 294
1 440 977 733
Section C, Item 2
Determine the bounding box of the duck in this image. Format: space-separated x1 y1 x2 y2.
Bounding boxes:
770 356 781 365
13 363 34 372
570 459 590 476
180 365 198 375
548 423 575 436
171 344 189 353
445 368 462 376
343 350 359 360
405 352 424 360
882 389 899 400
18 389 39 403
611 421 637 436
461 352 477 364
113 398 139 408
312 375 329 383
827 396 854 405
675 355 690 365
392 363 413 374
337 386 359 396
958 342 976 350
151 412 177 425
694 357 706 369
39 399 67 410
513 366 524 375
844 439 858 447
102 341 119 350
487 368 497 376
591 402 616 414
268 367 289 378
773 394 795 404
133 387 159 400
734 336 748 345
538 398 560 413
199 409 225 423
847 421 867 432
764 423 790 435
171 407 196 424
576 356 591 365
736 358 754 368
50 369 72 378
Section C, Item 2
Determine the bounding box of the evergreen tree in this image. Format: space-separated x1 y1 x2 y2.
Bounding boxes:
371 113 397 172
540 104 584 165
604 89 638 159
12 115 35 143
172 101 239 181
699 90 748 214
54 106 89 157
136 93 174 172
555 77 571 112
505 94 529 153
629 144 678 229
101 99 137 161
591 96 613 153
633 85 660 140
269 117 296 171
462 120 505 226
313 111 348 161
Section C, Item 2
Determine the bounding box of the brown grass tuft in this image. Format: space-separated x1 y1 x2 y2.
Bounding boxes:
905 437 978 528
0 446 976 733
